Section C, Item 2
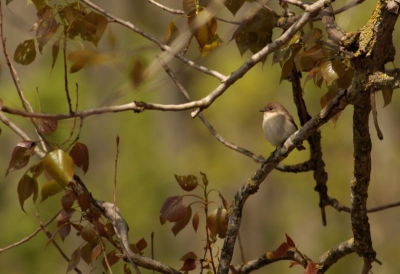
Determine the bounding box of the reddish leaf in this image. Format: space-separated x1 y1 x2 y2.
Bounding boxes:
6 141 37 176
37 117 58 135
17 174 38 213
180 251 198 271
304 262 318 274
57 208 76 222
71 223 84 232
78 191 91 211
219 193 229 209
67 247 81 273
172 206 192 236
273 242 290 259
80 243 92 265
81 223 97 244
93 220 106 237
124 264 132 274
102 250 120 271
136 238 148 252
58 221 71 242
206 208 228 239
40 179 63 202
160 196 187 223
289 261 299 268
69 142 89 174
62 191 77 210
175 174 198 191
14 39 37 65
192 211 199 232
91 244 102 263
285 233 296 248
42 149 74 187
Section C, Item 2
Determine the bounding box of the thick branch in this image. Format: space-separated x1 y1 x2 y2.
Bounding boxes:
317 239 355 273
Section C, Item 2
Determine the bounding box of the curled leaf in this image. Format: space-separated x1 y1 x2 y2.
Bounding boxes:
206 208 228 239
6 141 37 176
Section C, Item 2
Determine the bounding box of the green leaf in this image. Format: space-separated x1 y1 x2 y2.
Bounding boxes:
14 39 37 65
17 174 38 213
42 149 74 187
41 179 63 202
320 61 339 85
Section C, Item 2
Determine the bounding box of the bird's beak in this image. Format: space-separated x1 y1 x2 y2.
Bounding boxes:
259 109 264 112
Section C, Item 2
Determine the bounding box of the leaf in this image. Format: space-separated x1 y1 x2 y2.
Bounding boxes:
41 179 63 202
172 206 192 236
304 261 318 274
200 171 208 186
14 39 37 65
17 174 38 212
180 251 197 271
61 190 77 210
69 142 89 174
224 0 245 16
160 196 187 224
182 0 197 14
68 49 113 73
129 59 146 88
219 193 229 209
37 116 58 135
57 208 76 222
188 9 219 49
273 242 290 259
136 238 148 253
382 88 393 107
91 244 102 264
175 174 198 191
206 208 228 239
320 61 339 85
58 221 71 241
302 28 322 50
77 191 91 211
36 17 59 53
6 140 37 176
81 223 97 244
192 211 199 232
164 21 180 45
67 247 81 273
81 11 108 46
42 149 74 187
80 243 92 265
102 250 120 271
320 88 341 127
300 45 328 71
200 34 223 57
285 233 296 247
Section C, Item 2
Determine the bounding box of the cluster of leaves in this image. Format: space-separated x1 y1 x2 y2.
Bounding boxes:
159 172 229 271
11 0 108 73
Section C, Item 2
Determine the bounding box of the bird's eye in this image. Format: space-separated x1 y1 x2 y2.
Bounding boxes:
268 107 273 111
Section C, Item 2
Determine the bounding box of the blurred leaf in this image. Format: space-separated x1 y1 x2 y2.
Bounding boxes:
300 45 328 71
68 49 113 73
41 179 63 202
42 149 74 187
69 142 89 174
37 116 58 135
285 233 295 247
160 196 187 224
273 242 290 259
57 208 76 222
129 59 146 88
58 220 71 241
51 38 61 71
200 34 223 57
14 39 37 65
200 171 208 186
192 211 199 232
91 244 102 264
81 243 92 265
219 193 229 209
136 238 148 253
31 0 49 11
6 0 14 5
82 11 108 46
180 251 197 271
81 223 97 244
124 264 132 274
102 250 120 271
175 174 198 191
206 208 228 239
302 28 322 50
62 191 77 210
320 88 341 127
17 174 38 213
382 88 393 107
183 0 197 14
336 67 354 89
78 191 91 211
172 206 192 236
36 17 59 53
67 247 81 273
304 261 318 274
224 0 245 15
164 21 180 45
6 141 37 176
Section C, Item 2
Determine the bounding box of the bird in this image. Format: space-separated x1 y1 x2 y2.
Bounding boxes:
259 102 306 151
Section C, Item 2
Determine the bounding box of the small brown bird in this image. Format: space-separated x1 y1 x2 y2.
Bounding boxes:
260 102 306 151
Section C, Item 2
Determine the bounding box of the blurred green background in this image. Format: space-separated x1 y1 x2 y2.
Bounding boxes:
1 0 400 273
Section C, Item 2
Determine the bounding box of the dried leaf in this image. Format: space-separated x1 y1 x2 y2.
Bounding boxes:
129 59 146 88
69 142 89 174
206 208 228 239
164 21 180 45
219 193 229 209
42 149 74 187
67 247 81 273
81 11 108 46
302 28 322 50
160 196 187 223
175 174 198 191
51 38 60 71
17 174 38 213
285 233 296 247
200 171 208 186
14 39 37 65
192 211 199 232
78 191 91 211
41 179 63 202
6 141 37 176
37 116 58 135
80 243 92 265
36 17 59 53
102 250 120 271
172 206 192 236
56 208 76 222
61 190 77 210
320 88 341 127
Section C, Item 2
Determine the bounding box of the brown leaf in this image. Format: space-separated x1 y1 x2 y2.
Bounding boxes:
192 211 199 232
320 88 341 127
224 0 245 15
91 244 102 264
285 233 296 247
129 59 146 88
57 208 76 222
6 141 37 176
175 174 198 192
219 193 229 209
36 17 59 53
136 238 148 253
61 191 77 210
67 247 81 273
17 174 38 213
102 250 120 271
171 206 192 236
206 208 228 239
273 242 290 259
69 142 89 174
182 0 197 14
78 191 91 211
58 221 71 242
51 36 61 72
14 39 37 65
160 196 187 223
180 251 198 271
80 243 92 265
302 28 322 50
81 11 108 46
37 116 58 135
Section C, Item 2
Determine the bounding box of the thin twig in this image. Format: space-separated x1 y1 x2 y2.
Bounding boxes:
114 136 120 221
62 83 81 149
370 91 383 140
0 210 60 253
34 212 82 274
63 29 73 114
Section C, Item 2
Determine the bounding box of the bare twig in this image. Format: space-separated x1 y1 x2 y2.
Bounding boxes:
63 29 73 114
147 0 184 14
0 210 60 253
34 212 82 274
114 136 120 221
370 91 383 140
